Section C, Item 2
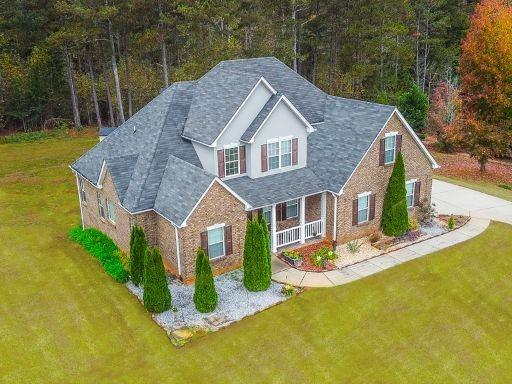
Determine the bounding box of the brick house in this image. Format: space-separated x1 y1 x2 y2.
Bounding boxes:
71 57 439 284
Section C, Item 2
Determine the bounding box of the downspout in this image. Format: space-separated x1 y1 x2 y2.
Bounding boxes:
75 173 85 229
332 193 338 250
174 225 182 277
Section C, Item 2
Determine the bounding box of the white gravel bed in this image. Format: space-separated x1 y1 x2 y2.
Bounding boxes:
127 269 288 333
334 237 381 268
421 218 448 237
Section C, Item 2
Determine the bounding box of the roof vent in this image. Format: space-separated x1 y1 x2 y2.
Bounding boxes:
133 126 136 134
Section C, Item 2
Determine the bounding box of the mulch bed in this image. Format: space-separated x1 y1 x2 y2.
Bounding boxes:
373 230 423 251
437 214 470 228
278 239 336 272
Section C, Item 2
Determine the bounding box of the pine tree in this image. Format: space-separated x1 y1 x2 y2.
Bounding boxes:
193 247 218 313
398 83 429 133
243 218 271 292
130 225 146 286
143 247 171 313
381 152 409 237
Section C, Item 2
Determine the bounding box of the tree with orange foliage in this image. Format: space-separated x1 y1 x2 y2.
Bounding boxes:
428 80 463 152
459 0 512 171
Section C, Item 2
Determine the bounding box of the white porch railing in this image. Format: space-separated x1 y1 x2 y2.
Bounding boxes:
305 219 323 239
275 226 301 248
275 220 324 248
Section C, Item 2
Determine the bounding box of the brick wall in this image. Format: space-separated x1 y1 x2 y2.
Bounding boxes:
335 114 433 244
178 182 247 284
79 170 132 253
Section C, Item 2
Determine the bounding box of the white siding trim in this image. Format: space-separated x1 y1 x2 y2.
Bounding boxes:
211 77 277 147
75 173 85 229
174 226 181 276
246 95 315 144
97 160 107 188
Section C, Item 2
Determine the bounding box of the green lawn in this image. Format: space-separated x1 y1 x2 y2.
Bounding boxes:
2 137 512 383
435 174 512 202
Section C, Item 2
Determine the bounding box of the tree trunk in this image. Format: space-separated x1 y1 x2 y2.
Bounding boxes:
292 2 298 72
88 55 102 127
415 18 420 87
103 62 116 127
124 35 133 117
108 17 125 124
161 41 169 88
64 47 81 129
479 158 487 173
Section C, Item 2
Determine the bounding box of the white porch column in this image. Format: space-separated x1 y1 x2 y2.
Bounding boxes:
300 196 306 244
320 192 327 237
271 204 277 253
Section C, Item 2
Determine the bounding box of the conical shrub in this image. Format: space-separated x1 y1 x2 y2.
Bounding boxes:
130 224 147 286
193 247 218 313
143 247 171 313
381 151 409 236
259 215 272 283
243 218 271 291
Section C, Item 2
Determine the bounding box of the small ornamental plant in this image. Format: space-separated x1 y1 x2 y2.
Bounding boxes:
448 215 456 230
143 247 172 313
381 152 409 237
346 240 362 254
130 224 147 286
193 247 218 313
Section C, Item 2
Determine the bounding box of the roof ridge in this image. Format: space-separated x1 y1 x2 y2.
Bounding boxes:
131 84 180 208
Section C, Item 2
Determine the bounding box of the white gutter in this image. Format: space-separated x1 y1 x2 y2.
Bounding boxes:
75 174 85 229
333 193 338 243
174 226 182 277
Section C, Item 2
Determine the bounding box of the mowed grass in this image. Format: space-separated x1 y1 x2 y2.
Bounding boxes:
435 174 512 202
1 137 512 383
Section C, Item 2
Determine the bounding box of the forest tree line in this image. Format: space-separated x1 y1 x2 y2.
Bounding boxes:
0 0 510 167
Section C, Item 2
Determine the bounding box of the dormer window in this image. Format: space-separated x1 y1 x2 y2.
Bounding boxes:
217 145 246 178
267 137 294 171
224 146 239 176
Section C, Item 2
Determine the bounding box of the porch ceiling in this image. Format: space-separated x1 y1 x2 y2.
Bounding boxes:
224 167 325 209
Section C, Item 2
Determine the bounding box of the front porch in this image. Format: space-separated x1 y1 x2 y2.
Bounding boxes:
250 191 328 253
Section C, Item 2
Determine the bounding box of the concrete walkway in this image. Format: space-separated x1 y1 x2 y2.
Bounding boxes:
271 217 490 287
432 179 512 225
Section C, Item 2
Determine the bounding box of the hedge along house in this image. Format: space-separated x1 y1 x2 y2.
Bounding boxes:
71 57 439 284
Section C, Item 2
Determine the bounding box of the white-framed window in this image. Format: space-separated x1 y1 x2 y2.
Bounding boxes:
384 134 397 164
207 225 225 259
224 146 239 176
268 141 280 170
280 139 292 167
286 199 299 219
97 192 105 219
267 137 293 170
357 193 370 224
107 199 116 223
262 206 271 226
406 180 415 208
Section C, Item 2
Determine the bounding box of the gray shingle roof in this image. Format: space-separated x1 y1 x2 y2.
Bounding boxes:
99 127 116 136
308 96 395 193
71 57 407 227
224 168 325 209
105 154 139 201
240 93 281 143
182 57 327 145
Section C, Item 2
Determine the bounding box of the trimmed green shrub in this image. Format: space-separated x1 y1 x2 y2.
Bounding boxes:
193 247 218 313
258 216 272 283
130 225 147 286
69 226 129 283
381 152 409 237
243 218 271 291
143 247 171 313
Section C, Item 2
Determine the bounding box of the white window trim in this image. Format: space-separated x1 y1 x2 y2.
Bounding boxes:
357 194 370 224
406 179 417 208
223 145 240 177
97 192 105 219
79 178 86 202
207 224 226 260
267 137 294 171
106 199 116 224
384 134 397 165
285 199 299 219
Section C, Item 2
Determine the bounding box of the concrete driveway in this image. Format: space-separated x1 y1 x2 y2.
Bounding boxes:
432 179 512 224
